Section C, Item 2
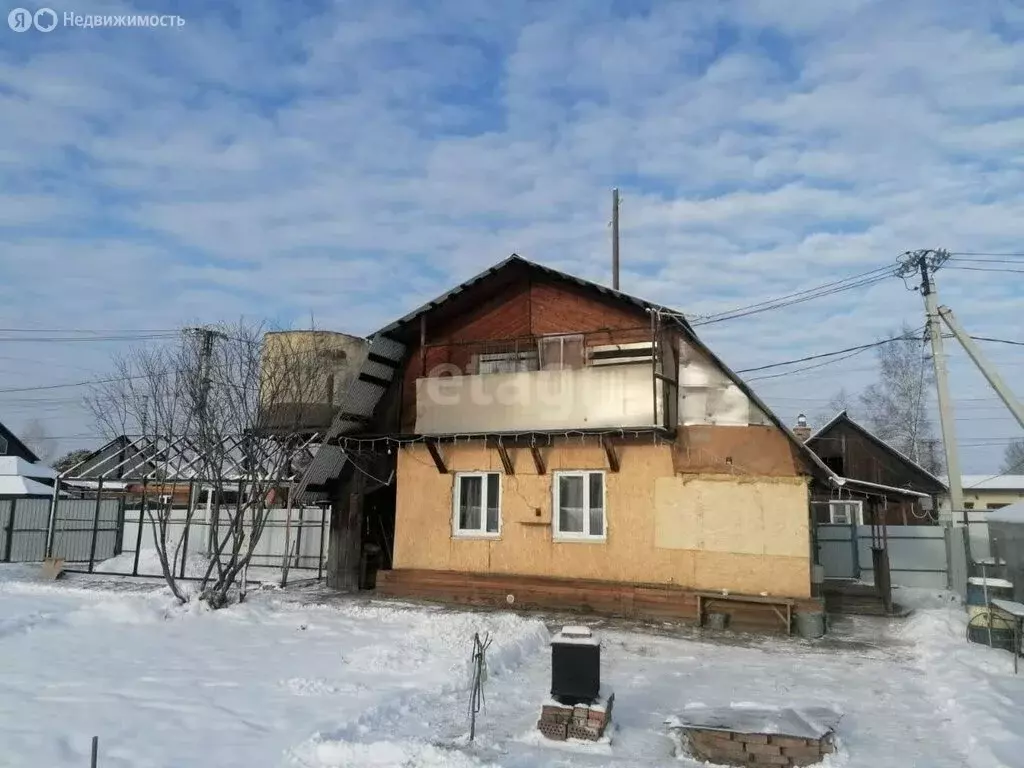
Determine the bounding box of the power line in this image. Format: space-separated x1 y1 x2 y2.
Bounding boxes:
946 257 1024 264
689 268 896 327
944 265 1024 275
735 333 919 375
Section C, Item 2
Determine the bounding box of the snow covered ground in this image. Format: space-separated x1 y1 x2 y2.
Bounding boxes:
0 566 1020 767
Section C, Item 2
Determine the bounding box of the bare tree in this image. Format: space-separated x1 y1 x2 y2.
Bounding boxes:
20 418 55 462
87 323 334 608
817 388 858 425
53 448 95 472
1002 440 1024 475
858 324 942 473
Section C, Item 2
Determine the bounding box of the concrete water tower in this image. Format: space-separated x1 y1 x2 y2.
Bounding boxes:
259 330 368 431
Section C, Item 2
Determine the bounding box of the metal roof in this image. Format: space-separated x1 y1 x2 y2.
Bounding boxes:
373 254 696 337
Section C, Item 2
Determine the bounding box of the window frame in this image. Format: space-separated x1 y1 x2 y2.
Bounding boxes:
552 470 607 542
828 499 864 526
538 333 585 371
475 350 539 375
452 471 502 538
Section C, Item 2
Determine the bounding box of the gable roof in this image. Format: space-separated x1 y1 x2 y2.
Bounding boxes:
807 410 947 492
0 419 40 463
374 254 836 482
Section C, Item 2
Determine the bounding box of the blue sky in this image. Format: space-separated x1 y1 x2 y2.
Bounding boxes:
0 0 1022 470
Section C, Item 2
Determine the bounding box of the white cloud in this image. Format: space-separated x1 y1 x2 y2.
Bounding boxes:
0 0 1020 469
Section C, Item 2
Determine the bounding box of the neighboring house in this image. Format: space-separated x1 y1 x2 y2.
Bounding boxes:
307 255 836 618
938 475 1024 519
0 419 40 464
797 411 947 526
0 419 54 497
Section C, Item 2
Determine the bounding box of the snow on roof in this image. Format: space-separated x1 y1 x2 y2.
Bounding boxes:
0 475 54 496
943 475 1024 491
988 500 1024 524
0 456 56 480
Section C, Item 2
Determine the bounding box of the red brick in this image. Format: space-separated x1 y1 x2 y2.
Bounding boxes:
541 704 572 720
568 723 602 741
745 742 782 756
782 746 822 758
770 735 811 748
758 756 793 766
537 719 567 741
690 728 733 741
789 754 825 767
742 733 770 744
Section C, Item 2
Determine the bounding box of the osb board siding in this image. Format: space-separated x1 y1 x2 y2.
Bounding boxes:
673 425 807 477
654 476 810 558
392 440 811 597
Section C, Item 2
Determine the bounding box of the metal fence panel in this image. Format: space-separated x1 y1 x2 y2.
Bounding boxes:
816 525 858 579
7 498 50 562
116 505 329 577
51 499 119 563
0 499 8 560
857 526 948 589
818 524 952 589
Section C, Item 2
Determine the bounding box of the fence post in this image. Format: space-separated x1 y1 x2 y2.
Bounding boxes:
132 479 147 576
90 735 98 768
850 520 860 581
4 498 16 562
46 479 61 558
295 506 305 570
317 503 327 581
179 482 194 580
88 479 104 573
114 496 126 556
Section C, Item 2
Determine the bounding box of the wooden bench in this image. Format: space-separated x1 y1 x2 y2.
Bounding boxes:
696 592 796 635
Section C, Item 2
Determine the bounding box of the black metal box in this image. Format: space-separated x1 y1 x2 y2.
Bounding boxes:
550 627 600 704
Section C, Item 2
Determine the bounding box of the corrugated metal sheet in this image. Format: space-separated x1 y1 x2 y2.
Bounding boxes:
50 499 119 563
1 497 51 562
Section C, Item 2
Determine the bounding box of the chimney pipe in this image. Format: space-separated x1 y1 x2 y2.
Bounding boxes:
612 188 620 290
793 413 812 442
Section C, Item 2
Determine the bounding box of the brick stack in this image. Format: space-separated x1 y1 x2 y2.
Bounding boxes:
684 728 835 767
537 692 614 742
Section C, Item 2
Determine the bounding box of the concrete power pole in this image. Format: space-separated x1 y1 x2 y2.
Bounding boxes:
899 249 965 525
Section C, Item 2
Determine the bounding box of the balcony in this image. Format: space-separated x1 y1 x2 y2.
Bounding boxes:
413 333 670 435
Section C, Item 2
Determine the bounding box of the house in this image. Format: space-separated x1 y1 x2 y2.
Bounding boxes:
797 411 947 526
938 475 1024 520
0 419 40 464
305 255 836 625
0 419 55 498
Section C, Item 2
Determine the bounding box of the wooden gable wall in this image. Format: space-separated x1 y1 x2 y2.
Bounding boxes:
809 420 940 494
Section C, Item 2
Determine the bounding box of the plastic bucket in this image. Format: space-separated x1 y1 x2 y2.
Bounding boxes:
795 611 826 639
966 578 1014 607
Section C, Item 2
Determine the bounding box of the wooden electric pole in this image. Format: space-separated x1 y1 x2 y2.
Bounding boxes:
612 188 620 290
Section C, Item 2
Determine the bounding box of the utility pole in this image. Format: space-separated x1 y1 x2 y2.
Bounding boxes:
937 306 1024 430
898 249 964 525
186 327 221 425
611 188 620 290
